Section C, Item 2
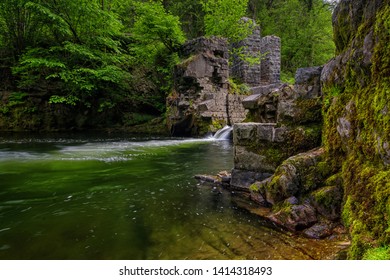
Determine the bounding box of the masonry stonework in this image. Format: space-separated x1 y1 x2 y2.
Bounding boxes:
167 25 282 137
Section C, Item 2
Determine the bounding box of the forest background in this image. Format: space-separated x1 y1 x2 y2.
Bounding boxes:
0 0 337 129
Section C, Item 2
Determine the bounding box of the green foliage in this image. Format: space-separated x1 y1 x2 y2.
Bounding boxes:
280 72 295 84
131 1 185 63
228 78 251 95
201 0 253 42
163 0 205 39
7 0 133 109
124 112 156 126
1 0 338 130
129 1 186 110
255 0 335 75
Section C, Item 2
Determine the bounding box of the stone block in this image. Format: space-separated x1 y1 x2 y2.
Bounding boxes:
242 93 262 109
233 123 259 144
273 127 289 142
257 123 276 142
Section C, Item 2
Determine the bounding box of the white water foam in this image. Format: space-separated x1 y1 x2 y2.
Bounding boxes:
210 125 233 140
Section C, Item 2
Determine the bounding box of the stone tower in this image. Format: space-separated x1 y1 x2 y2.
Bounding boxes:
230 19 281 87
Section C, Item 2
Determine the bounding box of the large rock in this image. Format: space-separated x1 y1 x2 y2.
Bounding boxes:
234 145 275 173
269 204 318 231
264 148 326 204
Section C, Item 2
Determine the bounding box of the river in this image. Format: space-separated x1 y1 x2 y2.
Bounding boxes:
0 133 346 259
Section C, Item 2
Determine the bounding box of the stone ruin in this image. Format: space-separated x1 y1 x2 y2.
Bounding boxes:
230 66 346 239
231 66 324 189
230 19 281 87
166 22 282 136
170 22 344 238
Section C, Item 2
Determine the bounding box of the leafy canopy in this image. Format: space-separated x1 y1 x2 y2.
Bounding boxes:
201 0 253 42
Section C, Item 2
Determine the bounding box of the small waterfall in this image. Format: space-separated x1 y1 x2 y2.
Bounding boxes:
211 125 233 140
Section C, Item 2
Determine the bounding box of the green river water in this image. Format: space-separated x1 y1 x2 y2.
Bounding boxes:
0 133 346 259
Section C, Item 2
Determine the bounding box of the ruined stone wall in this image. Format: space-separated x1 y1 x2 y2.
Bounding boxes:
230 22 281 87
167 25 282 136
260 36 281 85
230 26 262 87
231 67 323 189
229 67 343 239
167 37 247 136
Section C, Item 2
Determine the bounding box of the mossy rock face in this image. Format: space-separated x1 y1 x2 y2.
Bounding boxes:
311 185 343 221
321 0 390 258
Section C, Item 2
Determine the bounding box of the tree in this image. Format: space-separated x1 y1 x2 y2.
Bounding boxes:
201 0 253 43
256 0 335 78
0 0 43 59
129 1 186 111
11 0 132 108
163 0 205 39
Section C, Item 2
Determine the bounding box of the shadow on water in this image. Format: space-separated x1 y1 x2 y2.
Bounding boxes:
0 132 347 259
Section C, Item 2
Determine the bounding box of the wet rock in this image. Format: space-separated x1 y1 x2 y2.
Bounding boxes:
249 191 268 206
268 204 318 231
217 170 231 183
248 178 272 207
194 174 220 184
303 222 334 239
230 169 272 191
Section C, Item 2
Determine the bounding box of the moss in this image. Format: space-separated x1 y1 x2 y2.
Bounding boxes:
320 3 390 258
191 116 213 136
341 195 353 228
363 246 390 260
262 146 286 167
325 173 343 186
271 200 293 214
341 156 390 257
312 185 341 210
177 54 199 69
244 109 263 123
228 78 251 95
249 183 259 192
211 119 225 131
295 97 323 124
286 124 322 155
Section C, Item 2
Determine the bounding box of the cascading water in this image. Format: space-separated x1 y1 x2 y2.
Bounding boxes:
211 125 233 140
